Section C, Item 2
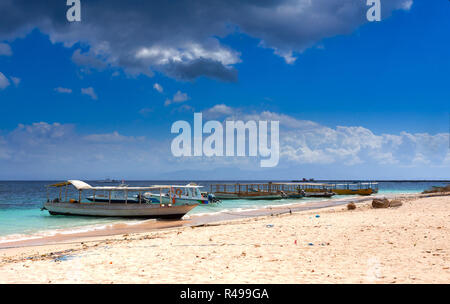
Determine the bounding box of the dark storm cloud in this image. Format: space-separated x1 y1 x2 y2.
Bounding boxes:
164 58 239 82
0 0 412 81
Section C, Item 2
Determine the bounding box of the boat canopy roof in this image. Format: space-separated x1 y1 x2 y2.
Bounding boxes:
48 180 92 189
272 182 331 186
49 180 168 191
153 184 203 188
273 182 378 186
332 182 378 186
48 180 203 191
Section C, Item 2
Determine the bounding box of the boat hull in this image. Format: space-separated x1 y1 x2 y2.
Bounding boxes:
146 193 209 205
303 192 335 198
284 193 305 199
332 189 375 195
213 192 282 200
302 188 376 196
44 202 197 219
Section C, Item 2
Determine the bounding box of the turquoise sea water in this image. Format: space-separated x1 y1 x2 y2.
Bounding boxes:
0 180 448 240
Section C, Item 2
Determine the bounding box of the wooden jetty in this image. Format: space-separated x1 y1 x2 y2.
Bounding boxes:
210 181 378 200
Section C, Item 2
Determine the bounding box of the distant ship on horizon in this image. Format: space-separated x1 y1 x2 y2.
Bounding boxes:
97 178 122 183
291 178 315 182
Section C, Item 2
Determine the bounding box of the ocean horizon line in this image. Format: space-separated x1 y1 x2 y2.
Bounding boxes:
0 179 449 182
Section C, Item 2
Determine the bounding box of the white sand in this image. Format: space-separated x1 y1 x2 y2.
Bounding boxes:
0 195 449 283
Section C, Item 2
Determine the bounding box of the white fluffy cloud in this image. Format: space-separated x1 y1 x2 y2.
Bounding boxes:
81 87 98 100
139 107 153 116
10 76 20 87
0 43 12 56
0 122 168 179
1 115 448 179
153 83 163 93
164 90 190 106
202 104 450 168
0 72 10 90
83 131 145 143
0 73 20 89
203 104 234 119
283 123 448 167
54 87 72 94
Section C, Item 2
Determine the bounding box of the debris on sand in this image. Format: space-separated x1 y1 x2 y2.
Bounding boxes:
347 202 356 210
372 198 403 209
389 200 403 207
372 198 390 208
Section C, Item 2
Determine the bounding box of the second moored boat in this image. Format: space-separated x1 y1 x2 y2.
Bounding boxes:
144 183 220 205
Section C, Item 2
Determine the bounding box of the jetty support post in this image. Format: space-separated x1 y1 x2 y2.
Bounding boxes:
139 191 142 204
108 191 111 204
125 189 128 204
64 185 68 202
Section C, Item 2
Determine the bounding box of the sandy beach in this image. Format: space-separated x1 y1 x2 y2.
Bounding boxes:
0 193 449 284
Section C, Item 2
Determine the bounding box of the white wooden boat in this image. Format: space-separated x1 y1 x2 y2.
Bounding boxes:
144 183 220 205
210 183 283 200
43 180 198 219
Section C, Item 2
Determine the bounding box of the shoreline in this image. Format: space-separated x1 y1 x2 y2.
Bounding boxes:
1 191 443 250
0 191 445 251
0 192 416 250
0 192 448 283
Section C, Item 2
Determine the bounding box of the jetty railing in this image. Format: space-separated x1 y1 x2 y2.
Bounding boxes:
210 183 282 195
211 182 378 196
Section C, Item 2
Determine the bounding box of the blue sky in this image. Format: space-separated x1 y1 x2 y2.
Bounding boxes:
0 0 449 180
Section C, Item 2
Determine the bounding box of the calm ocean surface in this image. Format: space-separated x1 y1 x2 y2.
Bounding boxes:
0 180 448 239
